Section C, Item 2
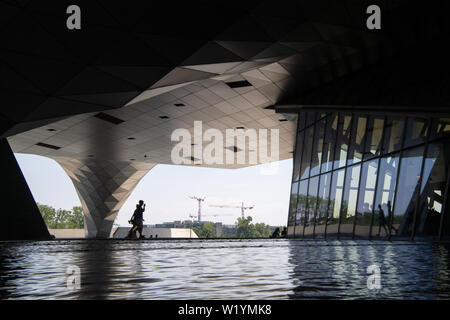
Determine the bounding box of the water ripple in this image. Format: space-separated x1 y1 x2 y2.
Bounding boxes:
0 239 449 299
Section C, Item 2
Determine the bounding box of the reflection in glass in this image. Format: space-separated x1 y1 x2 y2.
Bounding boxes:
310 119 325 176
288 112 450 241
333 114 352 169
327 169 345 237
292 131 303 182
295 180 308 237
383 116 404 154
372 154 399 238
340 164 361 238
321 114 337 173
404 117 429 148
348 116 367 165
300 126 314 180
355 160 378 238
304 176 319 236
394 147 424 238
415 143 448 238
364 116 384 160
305 112 316 128
288 182 299 227
298 112 306 131
431 118 450 140
315 173 331 238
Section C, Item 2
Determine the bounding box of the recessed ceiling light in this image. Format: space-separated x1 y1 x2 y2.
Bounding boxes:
225 80 252 88
94 112 124 125
35 142 61 150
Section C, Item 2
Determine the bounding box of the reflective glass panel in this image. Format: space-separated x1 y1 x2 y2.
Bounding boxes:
431 117 450 140
305 112 316 127
304 176 319 236
333 114 352 169
383 116 404 154
298 112 306 131
315 173 331 238
415 142 449 238
340 164 361 238
300 126 314 180
321 114 337 173
310 119 325 176
404 117 429 148
364 116 384 160
296 180 308 236
371 154 400 238
292 131 303 182
288 182 299 226
393 147 424 238
348 115 367 165
355 159 378 238
327 169 345 237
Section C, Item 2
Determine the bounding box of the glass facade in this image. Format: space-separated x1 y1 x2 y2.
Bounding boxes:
288 112 450 240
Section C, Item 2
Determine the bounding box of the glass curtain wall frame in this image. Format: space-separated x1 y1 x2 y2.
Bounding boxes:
287 112 450 241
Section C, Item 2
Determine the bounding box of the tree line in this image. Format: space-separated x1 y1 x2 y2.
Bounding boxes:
193 216 277 238
38 203 84 229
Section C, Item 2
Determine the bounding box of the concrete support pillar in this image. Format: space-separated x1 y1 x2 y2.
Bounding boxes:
0 138 51 240
54 158 156 238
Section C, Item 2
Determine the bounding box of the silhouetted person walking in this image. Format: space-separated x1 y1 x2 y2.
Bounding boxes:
130 200 146 239
377 204 389 236
386 201 398 235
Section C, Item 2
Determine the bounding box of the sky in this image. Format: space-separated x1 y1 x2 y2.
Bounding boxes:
15 154 293 227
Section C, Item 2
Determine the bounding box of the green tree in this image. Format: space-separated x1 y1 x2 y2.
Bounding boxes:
236 216 273 238
193 222 216 238
38 203 84 229
38 204 58 228
255 222 272 238
65 206 84 228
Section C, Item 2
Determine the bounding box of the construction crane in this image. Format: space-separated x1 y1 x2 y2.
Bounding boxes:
209 202 254 219
189 196 205 222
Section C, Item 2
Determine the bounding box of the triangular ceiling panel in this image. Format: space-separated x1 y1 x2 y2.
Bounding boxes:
183 62 242 75
216 41 272 60
180 41 244 66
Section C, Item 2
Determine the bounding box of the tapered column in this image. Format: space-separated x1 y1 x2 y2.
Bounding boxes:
0 139 51 240
54 158 156 238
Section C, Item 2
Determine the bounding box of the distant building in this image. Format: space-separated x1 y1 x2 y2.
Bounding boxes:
113 226 198 239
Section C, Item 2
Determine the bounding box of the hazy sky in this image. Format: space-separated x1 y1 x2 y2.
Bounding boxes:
16 154 292 227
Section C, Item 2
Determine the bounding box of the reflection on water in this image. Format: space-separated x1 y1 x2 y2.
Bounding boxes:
0 239 449 299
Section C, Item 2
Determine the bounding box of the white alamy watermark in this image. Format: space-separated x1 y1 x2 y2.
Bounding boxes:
66 265 81 290
171 121 279 175
66 5 81 30
366 264 381 290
